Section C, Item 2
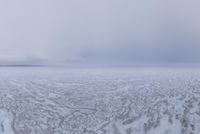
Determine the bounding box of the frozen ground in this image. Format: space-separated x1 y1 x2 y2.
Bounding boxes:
0 67 200 134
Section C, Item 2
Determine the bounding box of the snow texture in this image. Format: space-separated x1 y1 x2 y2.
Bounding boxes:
0 67 200 134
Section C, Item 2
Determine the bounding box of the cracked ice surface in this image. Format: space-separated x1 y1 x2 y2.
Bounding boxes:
1 67 200 134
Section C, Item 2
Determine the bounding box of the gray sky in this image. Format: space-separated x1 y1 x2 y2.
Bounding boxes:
0 0 200 66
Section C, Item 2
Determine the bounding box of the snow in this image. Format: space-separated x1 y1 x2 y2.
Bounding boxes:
0 67 200 133
0 109 14 134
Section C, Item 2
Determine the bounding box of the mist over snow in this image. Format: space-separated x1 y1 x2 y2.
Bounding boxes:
1 1 200 134
0 0 200 66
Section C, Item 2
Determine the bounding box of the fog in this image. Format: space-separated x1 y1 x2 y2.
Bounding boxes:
0 0 200 66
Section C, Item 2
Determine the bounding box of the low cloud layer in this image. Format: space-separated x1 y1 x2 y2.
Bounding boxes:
0 0 200 66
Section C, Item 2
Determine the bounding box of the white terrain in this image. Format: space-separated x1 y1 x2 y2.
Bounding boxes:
0 67 200 134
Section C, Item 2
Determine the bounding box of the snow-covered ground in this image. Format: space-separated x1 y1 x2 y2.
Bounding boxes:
0 67 200 134
0 109 14 134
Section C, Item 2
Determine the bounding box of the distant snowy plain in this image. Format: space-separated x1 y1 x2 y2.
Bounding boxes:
0 67 200 134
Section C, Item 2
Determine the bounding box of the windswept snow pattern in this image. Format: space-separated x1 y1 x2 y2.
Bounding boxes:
0 68 200 134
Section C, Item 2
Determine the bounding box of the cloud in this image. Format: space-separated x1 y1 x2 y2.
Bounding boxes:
0 0 200 66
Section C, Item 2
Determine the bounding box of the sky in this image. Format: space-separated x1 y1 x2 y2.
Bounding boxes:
0 0 200 66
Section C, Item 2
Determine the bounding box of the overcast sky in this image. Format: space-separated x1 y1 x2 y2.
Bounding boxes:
0 0 200 66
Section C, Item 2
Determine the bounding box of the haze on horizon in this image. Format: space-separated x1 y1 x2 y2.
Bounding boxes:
0 0 200 67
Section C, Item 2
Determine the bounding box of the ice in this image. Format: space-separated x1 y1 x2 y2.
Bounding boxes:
0 67 200 133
